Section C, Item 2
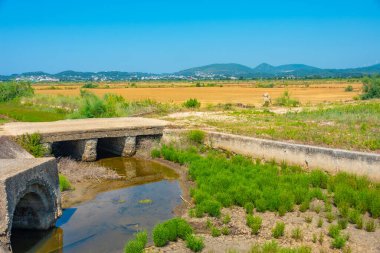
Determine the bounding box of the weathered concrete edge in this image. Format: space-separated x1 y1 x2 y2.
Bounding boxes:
162 129 380 182
2 126 166 143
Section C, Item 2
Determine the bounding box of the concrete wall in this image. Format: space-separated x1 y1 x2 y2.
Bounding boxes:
163 129 380 181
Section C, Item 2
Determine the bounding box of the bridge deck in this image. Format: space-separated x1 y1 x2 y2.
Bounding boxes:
1 117 169 142
0 158 55 180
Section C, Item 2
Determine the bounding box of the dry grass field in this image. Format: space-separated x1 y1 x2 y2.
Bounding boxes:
35 82 361 106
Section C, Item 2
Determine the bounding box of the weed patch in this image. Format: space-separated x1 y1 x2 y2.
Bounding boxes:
124 231 147 253
59 174 71 191
16 133 47 157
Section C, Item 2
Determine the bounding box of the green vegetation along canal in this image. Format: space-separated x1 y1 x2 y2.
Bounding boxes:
11 157 182 253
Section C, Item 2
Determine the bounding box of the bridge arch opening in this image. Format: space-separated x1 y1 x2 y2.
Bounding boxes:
10 183 57 251
11 183 56 231
12 192 47 230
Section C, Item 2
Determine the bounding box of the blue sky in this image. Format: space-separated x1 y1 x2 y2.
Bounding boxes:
0 0 380 74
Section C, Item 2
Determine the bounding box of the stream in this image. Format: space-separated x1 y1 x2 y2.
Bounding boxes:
11 157 183 253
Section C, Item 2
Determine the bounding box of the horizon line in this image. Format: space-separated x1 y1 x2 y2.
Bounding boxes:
1 62 380 76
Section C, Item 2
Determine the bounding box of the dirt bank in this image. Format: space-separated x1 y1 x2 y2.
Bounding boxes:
58 158 123 207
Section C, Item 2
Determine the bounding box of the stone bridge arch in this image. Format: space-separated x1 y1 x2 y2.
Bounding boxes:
11 180 58 231
0 158 61 252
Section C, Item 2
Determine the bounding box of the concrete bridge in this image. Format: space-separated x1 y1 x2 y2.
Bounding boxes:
0 158 61 252
0 117 168 251
1 117 168 161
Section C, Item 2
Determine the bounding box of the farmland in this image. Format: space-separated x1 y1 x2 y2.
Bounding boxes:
34 80 361 106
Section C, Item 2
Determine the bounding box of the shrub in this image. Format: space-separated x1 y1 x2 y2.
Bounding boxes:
82 83 99 88
317 218 323 228
183 98 201 108
345 85 353 92
257 83 274 88
211 226 221 237
223 214 231 224
124 231 147 253
151 149 161 158
17 133 47 157
152 223 169 247
299 201 310 212
0 82 34 102
365 219 376 232
355 216 363 229
326 212 335 223
328 224 341 238
59 174 71 191
332 235 346 249
187 130 205 144
361 77 380 99
152 218 193 247
338 203 349 218
291 227 303 241
272 222 285 238
246 215 262 235
348 209 360 224
176 218 194 240
164 219 179 241
318 232 324 245
185 234 204 252
312 233 317 243
77 92 106 118
275 91 300 107
244 202 254 214
221 226 230 235
338 219 348 229
304 216 312 223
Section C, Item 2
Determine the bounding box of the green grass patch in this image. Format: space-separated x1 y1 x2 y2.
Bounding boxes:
187 130 205 144
59 174 71 191
155 145 380 221
272 221 285 238
274 91 300 107
0 100 66 122
246 214 262 235
249 240 311 253
16 133 47 157
205 101 380 151
0 82 34 102
185 234 204 252
124 231 147 253
361 76 380 100
152 218 193 247
183 98 201 109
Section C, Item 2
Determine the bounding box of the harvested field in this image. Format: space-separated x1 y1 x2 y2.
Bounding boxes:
35 82 362 106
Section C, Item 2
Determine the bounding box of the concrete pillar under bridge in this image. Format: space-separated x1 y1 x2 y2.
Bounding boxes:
50 135 161 161
97 136 137 157
51 139 98 162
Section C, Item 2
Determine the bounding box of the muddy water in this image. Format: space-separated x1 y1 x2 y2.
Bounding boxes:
11 157 182 253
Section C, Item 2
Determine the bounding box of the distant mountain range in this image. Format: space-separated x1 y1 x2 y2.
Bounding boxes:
1 63 380 81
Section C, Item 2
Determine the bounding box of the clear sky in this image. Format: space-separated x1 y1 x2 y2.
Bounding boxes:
0 0 380 74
